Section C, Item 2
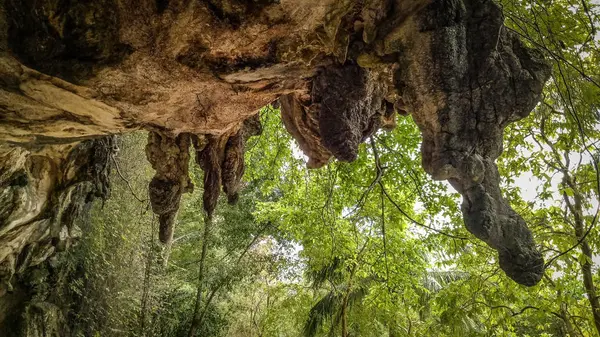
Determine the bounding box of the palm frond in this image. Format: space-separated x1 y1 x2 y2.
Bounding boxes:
306 257 344 289
303 291 343 337
421 270 468 293
303 282 370 337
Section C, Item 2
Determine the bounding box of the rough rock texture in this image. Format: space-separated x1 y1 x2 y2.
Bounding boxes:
280 63 397 167
0 56 127 145
144 113 261 234
280 93 333 169
0 138 115 295
195 115 262 217
389 0 550 286
1 0 323 142
146 132 193 244
0 0 550 296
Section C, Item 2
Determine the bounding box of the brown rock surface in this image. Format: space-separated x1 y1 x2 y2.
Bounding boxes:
0 0 550 288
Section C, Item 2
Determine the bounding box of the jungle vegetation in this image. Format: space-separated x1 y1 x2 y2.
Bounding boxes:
40 0 600 336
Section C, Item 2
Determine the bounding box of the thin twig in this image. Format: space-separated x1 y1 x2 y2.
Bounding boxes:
380 173 469 240
369 137 469 240
111 154 147 203
544 201 599 269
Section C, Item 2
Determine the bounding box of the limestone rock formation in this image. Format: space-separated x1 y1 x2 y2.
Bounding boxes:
0 138 116 295
146 132 193 244
0 0 550 294
280 63 396 168
392 0 550 286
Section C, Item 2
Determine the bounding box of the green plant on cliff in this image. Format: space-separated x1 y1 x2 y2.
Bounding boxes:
14 0 600 336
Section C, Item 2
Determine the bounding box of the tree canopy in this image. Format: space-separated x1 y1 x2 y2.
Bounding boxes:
5 0 600 336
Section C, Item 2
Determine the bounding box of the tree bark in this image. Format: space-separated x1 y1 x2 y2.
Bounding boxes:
188 214 213 337
563 174 600 335
559 302 580 337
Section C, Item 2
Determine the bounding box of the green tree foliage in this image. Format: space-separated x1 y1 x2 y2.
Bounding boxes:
35 0 600 336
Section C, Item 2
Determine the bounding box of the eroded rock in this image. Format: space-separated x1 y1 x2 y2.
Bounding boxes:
388 0 550 285
280 93 333 169
144 113 261 235
0 138 115 293
196 116 263 216
145 132 192 244
6 0 128 81
197 134 226 217
0 0 550 289
204 0 281 27
280 63 397 168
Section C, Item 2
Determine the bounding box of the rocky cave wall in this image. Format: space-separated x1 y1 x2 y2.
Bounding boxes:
0 0 550 313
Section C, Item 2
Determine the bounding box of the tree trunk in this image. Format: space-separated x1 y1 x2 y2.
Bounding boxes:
563 174 600 335
388 325 398 337
580 239 600 336
341 295 349 337
139 218 156 336
560 302 580 337
340 262 360 337
188 214 213 337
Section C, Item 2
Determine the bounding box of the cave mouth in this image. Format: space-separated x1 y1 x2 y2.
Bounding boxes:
0 0 554 332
